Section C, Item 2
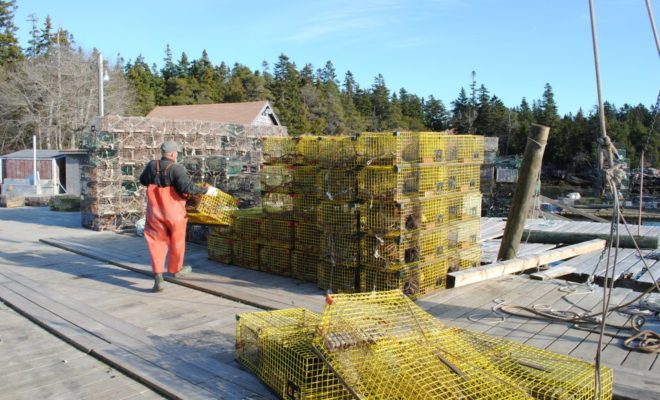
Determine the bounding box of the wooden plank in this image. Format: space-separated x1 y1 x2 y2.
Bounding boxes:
0 282 270 400
530 266 577 280
0 270 271 398
539 195 608 222
450 239 606 287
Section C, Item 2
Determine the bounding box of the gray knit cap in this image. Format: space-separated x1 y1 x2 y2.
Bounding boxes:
160 141 179 152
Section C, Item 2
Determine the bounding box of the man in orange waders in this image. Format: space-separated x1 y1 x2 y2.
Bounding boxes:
139 141 219 292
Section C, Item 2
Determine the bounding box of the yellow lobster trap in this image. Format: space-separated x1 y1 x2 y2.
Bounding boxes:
260 164 295 193
234 209 263 240
355 131 447 165
261 217 295 248
357 164 446 201
292 195 318 223
439 134 484 163
320 232 361 268
447 218 481 250
259 245 292 277
360 196 448 235
362 259 449 298
292 165 321 194
186 190 238 225
235 308 352 400
311 290 612 400
446 163 481 193
292 250 320 283
316 168 359 201
317 262 363 294
295 222 321 253
361 227 447 269
262 136 298 164
207 235 233 264
296 135 321 165
317 136 358 169
446 191 482 222
448 244 481 272
232 241 260 270
318 201 360 235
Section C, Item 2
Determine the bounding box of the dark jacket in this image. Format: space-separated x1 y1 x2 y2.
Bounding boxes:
139 158 206 197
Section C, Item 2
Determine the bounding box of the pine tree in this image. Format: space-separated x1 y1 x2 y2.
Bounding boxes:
0 0 23 65
451 87 470 133
423 95 448 131
125 55 158 114
269 53 309 134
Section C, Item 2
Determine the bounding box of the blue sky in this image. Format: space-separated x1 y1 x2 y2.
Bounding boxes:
13 0 659 115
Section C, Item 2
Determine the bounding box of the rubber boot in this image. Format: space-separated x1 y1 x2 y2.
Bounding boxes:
174 265 192 279
152 273 164 292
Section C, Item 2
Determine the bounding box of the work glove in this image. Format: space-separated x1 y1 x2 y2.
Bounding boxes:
206 186 219 196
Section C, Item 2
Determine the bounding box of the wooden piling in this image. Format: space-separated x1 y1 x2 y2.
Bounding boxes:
498 124 550 261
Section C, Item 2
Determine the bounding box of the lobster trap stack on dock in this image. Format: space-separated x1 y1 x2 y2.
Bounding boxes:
208 131 484 300
80 116 286 231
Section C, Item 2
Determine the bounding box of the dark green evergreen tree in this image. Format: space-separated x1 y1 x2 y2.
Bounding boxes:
423 95 448 131
0 0 23 65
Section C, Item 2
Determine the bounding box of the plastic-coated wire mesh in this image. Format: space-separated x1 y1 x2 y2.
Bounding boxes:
234 212 263 240
263 192 294 218
262 217 296 248
318 201 359 235
446 163 481 193
260 164 295 193
317 262 363 293
186 190 238 225
362 260 449 298
447 245 481 272
356 131 448 165
295 222 321 252
361 227 447 269
311 290 612 400
316 168 359 201
360 197 447 235
440 135 485 163
235 309 352 400
260 245 292 276
446 191 482 222
232 241 260 270
317 136 358 169
293 166 321 194
436 328 613 400
207 235 233 264
357 165 446 201
292 250 320 283
297 135 321 164
209 224 234 239
320 232 361 268
447 218 480 250
262 136 298 164
293 195 319 222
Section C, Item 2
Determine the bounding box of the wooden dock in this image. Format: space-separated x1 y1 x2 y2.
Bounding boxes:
1 208 658 399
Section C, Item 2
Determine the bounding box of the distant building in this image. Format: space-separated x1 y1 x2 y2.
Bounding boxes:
146 101 281 126
0 149 87 197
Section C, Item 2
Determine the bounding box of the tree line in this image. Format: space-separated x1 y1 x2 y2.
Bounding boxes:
0 0 658 172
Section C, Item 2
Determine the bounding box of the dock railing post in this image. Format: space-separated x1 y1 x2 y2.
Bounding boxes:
497 124 550 261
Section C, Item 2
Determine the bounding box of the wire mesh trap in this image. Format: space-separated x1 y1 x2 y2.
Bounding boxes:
186 190 239 225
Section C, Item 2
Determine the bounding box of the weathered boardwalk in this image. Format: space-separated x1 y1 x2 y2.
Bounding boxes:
2 208 659 399
0 208 274 399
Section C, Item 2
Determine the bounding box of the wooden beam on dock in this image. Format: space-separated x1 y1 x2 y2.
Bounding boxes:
538 195 608 223
450 239 606 287
521 230 660 249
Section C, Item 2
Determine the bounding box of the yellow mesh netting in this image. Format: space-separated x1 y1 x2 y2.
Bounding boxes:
186 189 238 225
311 290 612 400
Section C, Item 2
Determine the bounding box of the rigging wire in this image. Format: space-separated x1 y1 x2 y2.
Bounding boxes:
645 0 660 58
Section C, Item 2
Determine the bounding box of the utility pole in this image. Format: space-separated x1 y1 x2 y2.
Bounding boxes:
98 53 104 117
498 124 550 261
